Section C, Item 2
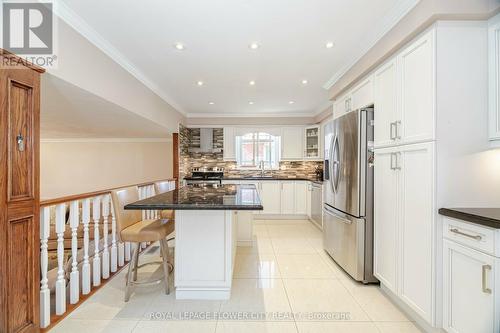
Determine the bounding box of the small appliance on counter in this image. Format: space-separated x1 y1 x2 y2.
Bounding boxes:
185 167 224 185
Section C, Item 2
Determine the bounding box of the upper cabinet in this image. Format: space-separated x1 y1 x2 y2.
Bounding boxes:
304 125 321 160
281 127 304 160
333 92 352 119
373 29 435 148
223 127 236 160
351 76 374 110
489 14 500 143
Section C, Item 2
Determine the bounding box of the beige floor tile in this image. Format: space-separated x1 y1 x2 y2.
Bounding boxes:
276 254 336 279
234 254 281 278
133 320 217 333
271 238 317 254
263 219 311 226
296 321 379 333
220 279 292 317
375 322 424 333
283 279 370 322
237 238 275 255
267 224 319 239
253 224 270 238
51 319 138 333
316 250 354 280
216 321 298 332
340 278 410 322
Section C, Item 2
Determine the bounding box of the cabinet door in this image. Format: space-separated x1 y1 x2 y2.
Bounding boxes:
373 148 399 294
281 127 304 160
443 240 497 333
374 58 398 148
489 20 500 141
280 181 295 214
294 181 308 215
351 76 374 110
306 182 312 218
223 127 235 160
304 126 320 159
260 181 281 214
399 30 435 144
399 142 435 322
333 93 352 119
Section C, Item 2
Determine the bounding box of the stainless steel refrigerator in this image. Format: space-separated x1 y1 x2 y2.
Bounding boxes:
323 107 377 283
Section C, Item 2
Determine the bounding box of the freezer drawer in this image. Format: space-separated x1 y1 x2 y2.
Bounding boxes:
323 204 365 281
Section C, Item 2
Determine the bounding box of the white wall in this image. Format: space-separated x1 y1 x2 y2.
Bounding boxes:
40 141 173 199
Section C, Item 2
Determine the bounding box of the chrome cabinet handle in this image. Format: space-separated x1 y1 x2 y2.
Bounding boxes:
395 152 401 170
390 122 396 140
395 121 402 139
390 153 395 170
449 228 482 241
482 264 492 294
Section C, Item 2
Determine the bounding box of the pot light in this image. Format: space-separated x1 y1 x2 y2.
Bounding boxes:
174 42 185 50
249 101 254 105
301 79 308 85
208 101 215 105
249 42 260 50
249 80 256 86
325 41 334 49
289 101 295 104
197 81 204 86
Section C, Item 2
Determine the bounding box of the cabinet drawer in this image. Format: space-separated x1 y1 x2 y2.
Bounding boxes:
443 217 497 256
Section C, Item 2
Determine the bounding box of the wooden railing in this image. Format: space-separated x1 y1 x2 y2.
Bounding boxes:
39 179 176 329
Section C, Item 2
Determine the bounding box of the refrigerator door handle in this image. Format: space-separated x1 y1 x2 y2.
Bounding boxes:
332 135 341 193
324 205 352 224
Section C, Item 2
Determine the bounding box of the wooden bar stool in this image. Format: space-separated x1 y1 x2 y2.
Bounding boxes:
111 186 174 302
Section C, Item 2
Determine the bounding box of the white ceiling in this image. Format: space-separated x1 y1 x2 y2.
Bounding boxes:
41 74 171 138
59 0 417 117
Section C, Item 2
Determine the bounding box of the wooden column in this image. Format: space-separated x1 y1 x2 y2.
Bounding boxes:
173 133 179 189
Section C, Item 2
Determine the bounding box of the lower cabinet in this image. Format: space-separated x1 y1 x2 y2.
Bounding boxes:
373 142 435 323
294 181 308 215
280 181 295 214
443 239 498 333
260 181 281 214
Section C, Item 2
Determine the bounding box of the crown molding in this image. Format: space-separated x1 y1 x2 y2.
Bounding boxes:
322 0 420 90
41 138 172 143
185 112 317 118
53 2 186 115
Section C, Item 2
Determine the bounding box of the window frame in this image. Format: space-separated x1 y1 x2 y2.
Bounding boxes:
235 132 280 170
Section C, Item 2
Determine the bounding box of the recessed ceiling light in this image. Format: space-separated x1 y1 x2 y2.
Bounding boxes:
249 42 260 50
249 80 256 86
208 101 215 105
289 101 295 104
301 79 308 85
325 41 334 49
249 101 254 105
197 81 204 86
174 42 185 50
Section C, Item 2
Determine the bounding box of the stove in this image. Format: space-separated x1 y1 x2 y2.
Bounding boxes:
186 167 224 185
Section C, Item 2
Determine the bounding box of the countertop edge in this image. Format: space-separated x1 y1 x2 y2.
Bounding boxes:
438 208 500 229
125 204 264 211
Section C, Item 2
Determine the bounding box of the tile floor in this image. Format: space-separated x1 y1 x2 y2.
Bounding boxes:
51 219 423 333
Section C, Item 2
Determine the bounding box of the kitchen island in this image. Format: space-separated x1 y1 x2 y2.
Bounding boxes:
125 184 263 300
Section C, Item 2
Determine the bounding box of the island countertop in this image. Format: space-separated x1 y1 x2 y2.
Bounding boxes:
124 184 263 211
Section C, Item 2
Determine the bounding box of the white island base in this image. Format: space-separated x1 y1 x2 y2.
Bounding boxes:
174 210 252 300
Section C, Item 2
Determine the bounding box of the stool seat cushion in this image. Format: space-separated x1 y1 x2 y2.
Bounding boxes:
160 210 175 220
121 219 175 242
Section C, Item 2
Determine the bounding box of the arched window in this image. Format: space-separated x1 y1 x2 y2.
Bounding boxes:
235 132 280 169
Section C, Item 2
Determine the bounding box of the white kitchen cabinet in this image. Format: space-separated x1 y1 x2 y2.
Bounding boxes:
489 15 500 143
280 181 295 214
304 125 321 159
281 127 304 160
333 92 352 119
443 239 498 333
399 29 435 145
373 142 435 323
351 75 374 110
306 182 312 219
374 58 398 148
373 147 399 294
294 181 308 215
223 127 236 160
260 181 281 214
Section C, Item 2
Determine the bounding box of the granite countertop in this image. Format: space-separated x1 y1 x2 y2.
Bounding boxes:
125 184 263 211
219 177 324 184
438 208 500 229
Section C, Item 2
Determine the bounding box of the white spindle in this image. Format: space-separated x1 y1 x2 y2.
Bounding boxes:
124 242 131 261
55 203 66 315
40 207 50 328
102 195 110 279
69 201 80 304
110 198 118 272
140 186 147 249
92 196 102 286
81 199 91 294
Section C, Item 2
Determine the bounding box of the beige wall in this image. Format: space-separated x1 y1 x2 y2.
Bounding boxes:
329 0 500 99
40 141 173 199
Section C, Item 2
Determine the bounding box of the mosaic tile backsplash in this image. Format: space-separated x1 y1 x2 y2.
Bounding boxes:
179 125 323 180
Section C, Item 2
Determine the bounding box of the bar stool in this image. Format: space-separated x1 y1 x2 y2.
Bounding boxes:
111 186 174 302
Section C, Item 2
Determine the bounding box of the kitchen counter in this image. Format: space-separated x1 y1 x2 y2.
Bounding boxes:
221 176 324 185
125 184 263 211
438 208 500 229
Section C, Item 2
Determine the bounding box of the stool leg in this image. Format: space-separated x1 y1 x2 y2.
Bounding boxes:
125 243 140 302
133 243 140 281
159 239 170 295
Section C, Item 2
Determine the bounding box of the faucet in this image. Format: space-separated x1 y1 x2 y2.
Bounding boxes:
259 161 265 177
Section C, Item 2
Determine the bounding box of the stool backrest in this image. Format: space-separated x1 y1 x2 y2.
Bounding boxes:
154 181 171 194
110 186 142 240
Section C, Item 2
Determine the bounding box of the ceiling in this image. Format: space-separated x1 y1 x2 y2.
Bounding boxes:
59 0 417 117
41 74 171 138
